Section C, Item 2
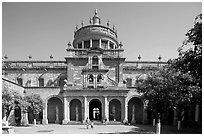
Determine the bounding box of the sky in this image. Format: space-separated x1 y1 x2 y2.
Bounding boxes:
2 2 202 61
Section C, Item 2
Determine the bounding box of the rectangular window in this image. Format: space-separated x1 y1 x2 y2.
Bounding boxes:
84 40 90 48
78 43 82 49
92 40 99 48
110 42 114 49
17 78 23 86
101 40 108 49
39 78 44 87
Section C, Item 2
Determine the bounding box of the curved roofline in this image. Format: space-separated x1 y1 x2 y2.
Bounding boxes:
74 24 117 38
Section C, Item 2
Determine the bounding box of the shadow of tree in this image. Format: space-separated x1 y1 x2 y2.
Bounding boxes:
98 126 155 134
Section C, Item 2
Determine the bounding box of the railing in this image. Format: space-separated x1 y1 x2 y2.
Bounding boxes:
123 61 167 70
2 61 67 69
102 51 123 58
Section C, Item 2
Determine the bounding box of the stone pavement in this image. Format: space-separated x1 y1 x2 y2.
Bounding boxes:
13 124 202 134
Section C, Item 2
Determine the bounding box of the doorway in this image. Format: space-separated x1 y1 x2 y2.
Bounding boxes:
89 99 102 121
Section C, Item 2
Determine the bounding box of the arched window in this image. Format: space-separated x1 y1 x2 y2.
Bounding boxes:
97 74 103 83
92 56 98 65
92 56 99 69
87 74 94 83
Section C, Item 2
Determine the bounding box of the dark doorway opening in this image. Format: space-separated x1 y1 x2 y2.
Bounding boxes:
89 99 102 121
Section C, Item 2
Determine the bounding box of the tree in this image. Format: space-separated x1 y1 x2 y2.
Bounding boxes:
175 14 202 88
171 14 202 124
2 86 30 126
25 94 43 125
137 64 198 131
2 86 22 121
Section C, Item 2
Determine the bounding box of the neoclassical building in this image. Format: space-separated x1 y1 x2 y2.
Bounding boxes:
3 10 173 125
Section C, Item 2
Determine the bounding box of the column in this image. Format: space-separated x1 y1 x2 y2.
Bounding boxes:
55 105 60 124
99 39 101 48
195 104 199 122
104 96 109 122
76 105 79 121
67 99 70 122
82 41 84 49
123 98 128 124
94 74 97 88
83 96 89 123
131 105 136 123
42 102 48 125
143 104 148 124
173 110 177 126
90 39 92 48
63 97 68 124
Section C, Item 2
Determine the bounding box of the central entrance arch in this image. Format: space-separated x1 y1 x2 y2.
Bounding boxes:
89 99 102 121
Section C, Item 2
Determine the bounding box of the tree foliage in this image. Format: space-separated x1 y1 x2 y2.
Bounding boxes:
175 14 202 88
137 14 202 122
172 14 202 105
25 94 43 119
137 65 197 119
2 86 30 120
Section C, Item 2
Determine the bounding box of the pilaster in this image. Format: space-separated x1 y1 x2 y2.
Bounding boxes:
67 62 73 86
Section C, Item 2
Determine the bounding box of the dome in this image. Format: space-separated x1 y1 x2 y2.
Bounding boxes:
73 10 119 50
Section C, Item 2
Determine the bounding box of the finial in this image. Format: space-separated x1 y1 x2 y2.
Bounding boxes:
81 20 84 27
76 25 78 30
158 55 162 61
28 55 32 60
138 55 141 60
67 41 71 47
119 42 123 48
90 18 92 24
107 20 110 27
113 25 115 31
4 55 8 60
50 55 53 59
95 9 98 16
99 19 101 24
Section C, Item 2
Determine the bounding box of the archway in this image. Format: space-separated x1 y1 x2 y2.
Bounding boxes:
128 97 143 123
70 99 82 121
109 99 121 121
89 99 102 121
47 97 63 124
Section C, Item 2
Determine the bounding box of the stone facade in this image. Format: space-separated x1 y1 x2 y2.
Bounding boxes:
3 10 185 126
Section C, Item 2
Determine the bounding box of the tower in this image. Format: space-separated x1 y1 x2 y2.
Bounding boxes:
65 10 125 88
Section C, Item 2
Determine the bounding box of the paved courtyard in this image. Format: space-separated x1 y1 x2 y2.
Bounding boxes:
13 124 202 134
14 124 155 134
